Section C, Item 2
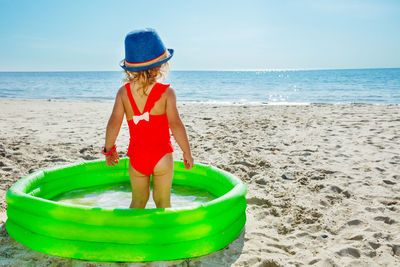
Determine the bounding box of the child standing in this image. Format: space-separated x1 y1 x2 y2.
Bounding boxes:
102 28 194 209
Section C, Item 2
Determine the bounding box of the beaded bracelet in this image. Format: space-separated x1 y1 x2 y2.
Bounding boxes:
101 145 116 156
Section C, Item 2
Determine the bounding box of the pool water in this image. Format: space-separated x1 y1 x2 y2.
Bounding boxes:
51 182 216 209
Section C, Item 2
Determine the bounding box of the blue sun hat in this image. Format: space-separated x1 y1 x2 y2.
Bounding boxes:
120 28 174 72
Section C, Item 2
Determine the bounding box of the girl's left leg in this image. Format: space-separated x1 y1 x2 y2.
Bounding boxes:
152 153 174 208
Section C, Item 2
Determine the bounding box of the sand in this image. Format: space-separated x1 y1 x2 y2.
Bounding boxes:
0 99 399 266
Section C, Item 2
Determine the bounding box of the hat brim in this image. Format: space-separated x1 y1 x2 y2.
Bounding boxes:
120 48 174 72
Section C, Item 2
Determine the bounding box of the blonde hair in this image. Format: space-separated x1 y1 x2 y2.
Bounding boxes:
123 62 170 96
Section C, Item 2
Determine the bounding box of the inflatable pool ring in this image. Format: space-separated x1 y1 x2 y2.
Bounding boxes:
6 158 247 262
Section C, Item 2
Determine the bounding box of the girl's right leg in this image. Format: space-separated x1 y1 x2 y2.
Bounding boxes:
128 162 150 209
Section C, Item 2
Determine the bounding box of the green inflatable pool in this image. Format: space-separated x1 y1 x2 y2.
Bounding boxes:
6 158 247 262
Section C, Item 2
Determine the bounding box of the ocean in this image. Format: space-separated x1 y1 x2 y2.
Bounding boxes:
0 68 399 104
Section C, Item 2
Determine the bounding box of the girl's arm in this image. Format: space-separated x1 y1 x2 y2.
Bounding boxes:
104 87 125 166
166 87 194 169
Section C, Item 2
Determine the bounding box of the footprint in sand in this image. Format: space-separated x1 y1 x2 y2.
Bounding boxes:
336 247 361 258
330 185 343 193
347 219 364 226
368 242 381 250
308 258 321 265
254 211 269 220
255 177 267 185
374 216 396 225
246 197 272 207
81 155 98 160
388 244 400 256
383 180 396 185
347 235 364 241
330 185 351 198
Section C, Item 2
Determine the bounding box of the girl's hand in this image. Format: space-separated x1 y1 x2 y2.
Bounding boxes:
106 150 119 167
183 152 194 170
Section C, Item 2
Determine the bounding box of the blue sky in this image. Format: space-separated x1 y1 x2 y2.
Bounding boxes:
0 0 399 71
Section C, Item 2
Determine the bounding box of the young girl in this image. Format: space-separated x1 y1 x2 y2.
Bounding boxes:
102 28 194 209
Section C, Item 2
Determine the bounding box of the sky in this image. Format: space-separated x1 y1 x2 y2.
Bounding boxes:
0 0 399 71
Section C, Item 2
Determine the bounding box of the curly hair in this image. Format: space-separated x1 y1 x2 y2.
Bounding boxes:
123 62 170 96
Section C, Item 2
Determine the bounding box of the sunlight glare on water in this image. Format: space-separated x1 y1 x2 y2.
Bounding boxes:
1 68 399 104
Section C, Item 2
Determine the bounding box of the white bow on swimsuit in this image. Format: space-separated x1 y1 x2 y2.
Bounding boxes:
132 112 149 125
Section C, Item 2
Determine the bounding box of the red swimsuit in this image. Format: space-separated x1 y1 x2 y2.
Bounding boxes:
125 82 174 176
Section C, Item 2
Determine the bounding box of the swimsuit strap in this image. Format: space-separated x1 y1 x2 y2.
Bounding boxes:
125 83 142 115
125 82 170 115
143 83 170 113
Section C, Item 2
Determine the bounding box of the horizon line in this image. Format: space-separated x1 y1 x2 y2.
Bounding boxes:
0 67 399 73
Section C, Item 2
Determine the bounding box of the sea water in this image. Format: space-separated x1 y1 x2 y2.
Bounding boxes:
0 68 399 104
51 182 216 209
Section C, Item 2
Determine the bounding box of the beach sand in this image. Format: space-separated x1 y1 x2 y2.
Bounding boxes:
0 99 399 266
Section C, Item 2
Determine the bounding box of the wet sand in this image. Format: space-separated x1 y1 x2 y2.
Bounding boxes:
0 99 399 266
